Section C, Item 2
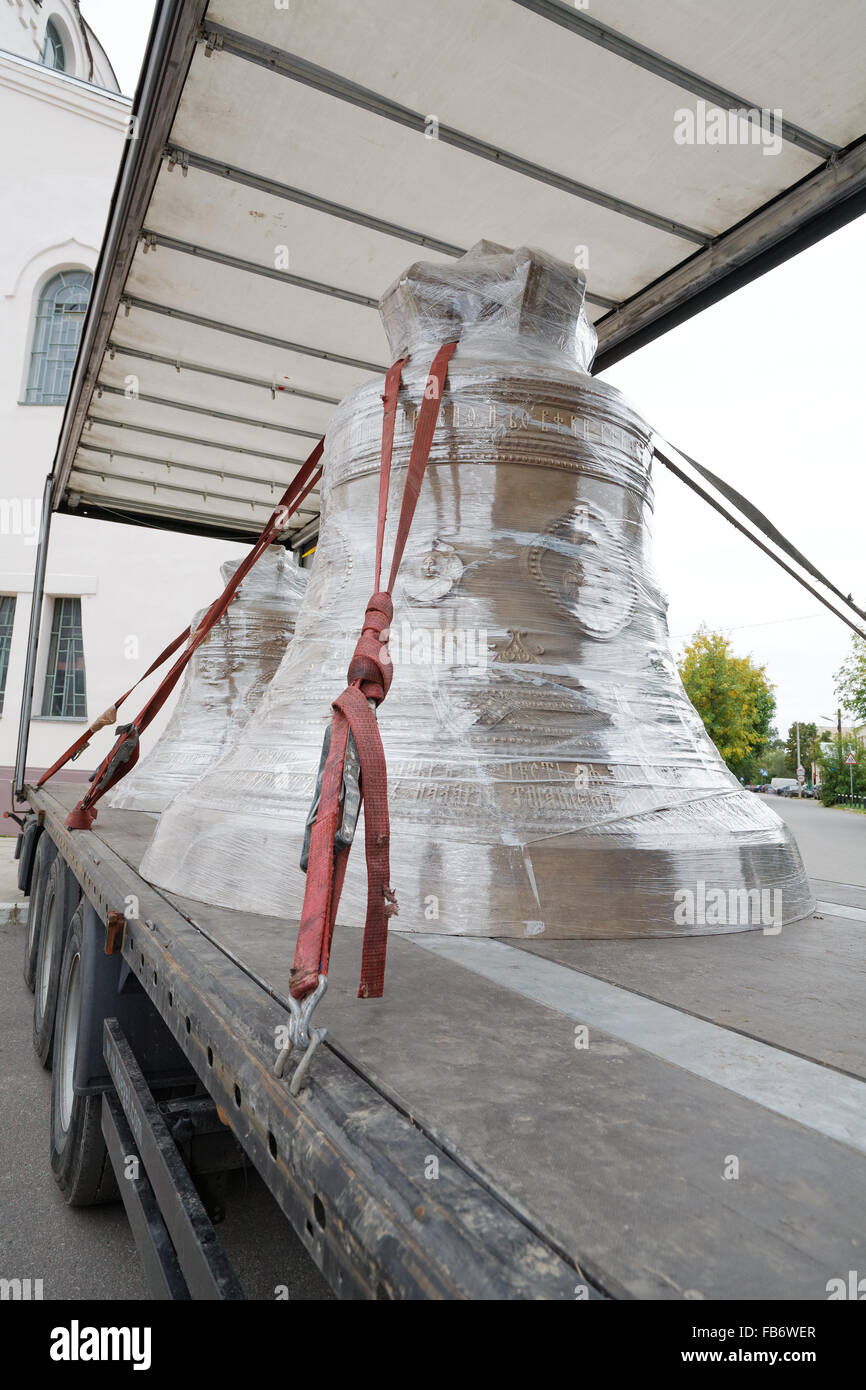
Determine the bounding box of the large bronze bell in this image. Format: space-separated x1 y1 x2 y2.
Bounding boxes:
141 243 812 938
112 546 306 813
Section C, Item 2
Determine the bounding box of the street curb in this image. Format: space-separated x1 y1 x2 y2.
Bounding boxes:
0 901 28 928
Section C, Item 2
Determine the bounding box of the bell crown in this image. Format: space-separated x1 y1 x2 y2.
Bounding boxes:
218 545 306 604
380 241 597 371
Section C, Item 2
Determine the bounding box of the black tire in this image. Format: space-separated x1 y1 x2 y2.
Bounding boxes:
32 857 78 1068
50 906 119 1206
23 833 55 992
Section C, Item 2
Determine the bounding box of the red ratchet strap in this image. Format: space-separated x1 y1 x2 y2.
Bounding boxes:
36 626 193 787
61 438 324 830
290 341 457 1002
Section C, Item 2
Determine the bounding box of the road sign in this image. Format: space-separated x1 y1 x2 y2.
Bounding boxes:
796 765 805 784
844 752 857 766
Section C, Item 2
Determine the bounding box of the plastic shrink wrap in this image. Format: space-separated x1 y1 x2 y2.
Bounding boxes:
141 242 813 938
111 546 306 813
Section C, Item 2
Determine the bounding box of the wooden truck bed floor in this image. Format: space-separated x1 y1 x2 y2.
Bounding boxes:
31 784 866 1300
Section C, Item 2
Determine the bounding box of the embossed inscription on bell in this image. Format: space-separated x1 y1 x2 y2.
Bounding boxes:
141 242 813 936
113 546 306 813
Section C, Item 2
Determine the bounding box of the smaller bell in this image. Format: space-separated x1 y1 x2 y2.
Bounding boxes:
109 546 306 813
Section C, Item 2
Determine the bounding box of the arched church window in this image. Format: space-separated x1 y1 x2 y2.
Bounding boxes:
25 270 92 405
41 18 67 72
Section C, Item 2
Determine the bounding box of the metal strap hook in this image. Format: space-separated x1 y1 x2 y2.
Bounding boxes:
274 974 328 1096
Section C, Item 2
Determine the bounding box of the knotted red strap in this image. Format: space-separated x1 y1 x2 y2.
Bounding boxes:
291 341 457 1001
37 627 192 788
61 438 324 829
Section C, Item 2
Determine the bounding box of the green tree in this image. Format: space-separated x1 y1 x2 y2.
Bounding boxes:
836 637 866 723
784 722 820 778
764 743 789 779
817 734 866 806
678 628 777 780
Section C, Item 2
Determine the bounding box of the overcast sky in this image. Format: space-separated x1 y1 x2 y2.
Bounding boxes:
601 214 864 740
80 3 864 742
79 0 155 95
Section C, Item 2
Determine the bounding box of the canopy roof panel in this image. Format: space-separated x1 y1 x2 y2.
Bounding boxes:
53 0 866 540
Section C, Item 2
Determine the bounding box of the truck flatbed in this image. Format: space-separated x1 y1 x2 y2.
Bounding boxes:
25 781 866 1301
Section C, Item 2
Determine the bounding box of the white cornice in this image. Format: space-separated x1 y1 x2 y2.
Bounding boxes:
0 46 131 131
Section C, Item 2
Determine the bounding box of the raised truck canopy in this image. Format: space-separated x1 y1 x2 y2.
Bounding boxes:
47 0 866 544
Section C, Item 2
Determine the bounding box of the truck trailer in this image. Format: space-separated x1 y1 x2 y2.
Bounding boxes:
9 0 866 1302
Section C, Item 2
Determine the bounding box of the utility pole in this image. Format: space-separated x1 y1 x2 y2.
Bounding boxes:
796 722 802 798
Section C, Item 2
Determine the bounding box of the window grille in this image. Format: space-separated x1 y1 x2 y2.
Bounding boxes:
25 271 92 405
0 596 15 715
41 597 87 720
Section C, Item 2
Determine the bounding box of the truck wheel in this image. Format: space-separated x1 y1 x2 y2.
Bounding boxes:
50 906 119 1206
32 858 77 1068
23 832 55 992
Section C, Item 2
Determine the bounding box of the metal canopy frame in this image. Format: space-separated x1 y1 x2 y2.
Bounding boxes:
141 229 381 308
595 139 866 369
512 0 837 160
117 291 389 374
162 143 476 259
45 0 866 544
200 21 710 244
51 0 209 530
105 343 342 405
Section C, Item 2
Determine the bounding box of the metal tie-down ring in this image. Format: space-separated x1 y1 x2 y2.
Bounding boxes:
274 975 328 1096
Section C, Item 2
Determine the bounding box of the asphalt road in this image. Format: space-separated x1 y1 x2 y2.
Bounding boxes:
0 904 330 1301
770 795 866 887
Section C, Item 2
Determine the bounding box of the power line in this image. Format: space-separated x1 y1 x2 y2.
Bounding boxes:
671 612 826 639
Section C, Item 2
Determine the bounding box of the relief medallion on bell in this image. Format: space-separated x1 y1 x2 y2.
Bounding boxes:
527 501 639 639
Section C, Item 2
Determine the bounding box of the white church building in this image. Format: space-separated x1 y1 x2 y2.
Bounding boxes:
0 1 244 817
